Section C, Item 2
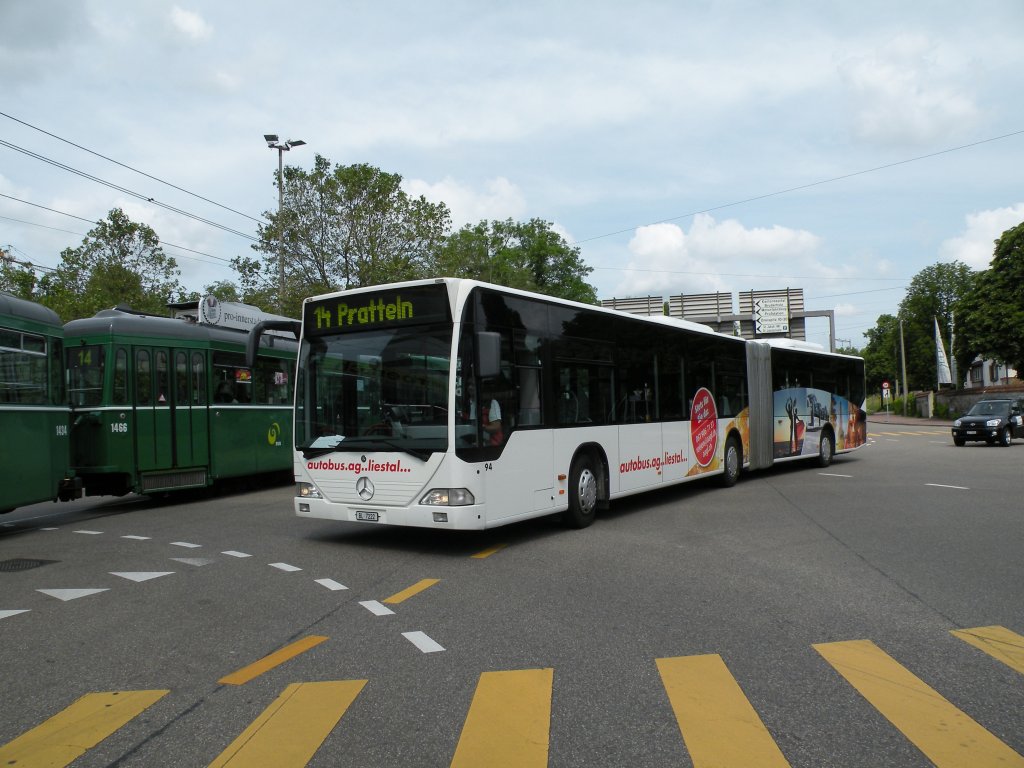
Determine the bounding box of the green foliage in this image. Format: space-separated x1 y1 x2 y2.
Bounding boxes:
896 261 974 390
244 156 452 316
957 221 1024 375
436 218 597 303
0 248 40 299
36 209 186 322
861 313 899 393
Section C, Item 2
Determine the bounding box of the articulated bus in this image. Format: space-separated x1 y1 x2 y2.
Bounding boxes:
249 278 865 530
64 307 298 496
0 292 79 512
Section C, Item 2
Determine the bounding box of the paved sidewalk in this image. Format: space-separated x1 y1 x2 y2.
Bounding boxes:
867 412 952 427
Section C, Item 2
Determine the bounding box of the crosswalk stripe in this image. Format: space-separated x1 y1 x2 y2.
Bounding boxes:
0 689 168 767
208 680 366 768
450 668 553 768
951 625 1024 675
656 654 790 767
814 639 1024 767
219 635 329 686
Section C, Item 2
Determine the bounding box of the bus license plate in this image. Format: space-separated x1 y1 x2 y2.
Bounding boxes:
355 510 379 522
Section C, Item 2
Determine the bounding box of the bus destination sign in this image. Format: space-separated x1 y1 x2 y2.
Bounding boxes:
304 285 451 336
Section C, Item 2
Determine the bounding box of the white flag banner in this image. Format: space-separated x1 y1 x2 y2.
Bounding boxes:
935 317 952 386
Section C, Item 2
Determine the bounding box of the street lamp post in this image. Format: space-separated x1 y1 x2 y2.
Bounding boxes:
263 134 306 310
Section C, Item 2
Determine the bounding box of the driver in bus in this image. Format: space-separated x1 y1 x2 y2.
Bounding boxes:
467 391 503 446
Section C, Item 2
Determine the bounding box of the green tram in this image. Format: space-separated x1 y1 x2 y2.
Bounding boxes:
0 292 79 512
64 307 298 496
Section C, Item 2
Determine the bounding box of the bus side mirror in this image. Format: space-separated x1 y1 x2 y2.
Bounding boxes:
476 331 501 379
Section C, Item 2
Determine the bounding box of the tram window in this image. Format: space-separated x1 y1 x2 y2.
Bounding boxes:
0 331 48 405
192 353 206 405
136 350 152 405
256 356 290 404
156 351 169 405
113 349 128 405
175 352 189 405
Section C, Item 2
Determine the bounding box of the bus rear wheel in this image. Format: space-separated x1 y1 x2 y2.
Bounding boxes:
817 430 834 467
563 454 599 529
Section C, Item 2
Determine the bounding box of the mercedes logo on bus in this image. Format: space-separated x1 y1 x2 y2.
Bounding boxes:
355 476 375 501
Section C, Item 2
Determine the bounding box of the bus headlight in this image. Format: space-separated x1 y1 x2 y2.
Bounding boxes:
420 488 475 506
297 482 323 499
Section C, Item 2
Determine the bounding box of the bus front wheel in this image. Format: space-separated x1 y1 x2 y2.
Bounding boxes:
720 435 741 487
563 454 599 529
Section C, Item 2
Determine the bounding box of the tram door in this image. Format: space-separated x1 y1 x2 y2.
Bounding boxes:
134 348 210 472
173 350 209 469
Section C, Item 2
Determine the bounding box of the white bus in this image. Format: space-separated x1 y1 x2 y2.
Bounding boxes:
250 278 866 530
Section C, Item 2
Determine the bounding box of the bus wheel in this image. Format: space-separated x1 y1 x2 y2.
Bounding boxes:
817 430 834 467
720 435 741 487
563 454 599 529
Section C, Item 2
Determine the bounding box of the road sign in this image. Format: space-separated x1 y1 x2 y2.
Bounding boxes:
753 296 789 334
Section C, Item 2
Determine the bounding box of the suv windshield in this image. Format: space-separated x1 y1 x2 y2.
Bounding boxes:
967 400 1010 418
295 323 452 458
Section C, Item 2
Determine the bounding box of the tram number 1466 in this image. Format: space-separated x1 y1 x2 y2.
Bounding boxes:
110 422 129 434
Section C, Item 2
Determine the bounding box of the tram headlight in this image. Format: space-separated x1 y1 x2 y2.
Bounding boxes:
420 488 475 506
297 482 323 499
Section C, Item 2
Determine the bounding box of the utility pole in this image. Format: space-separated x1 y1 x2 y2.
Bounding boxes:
899 318 909 416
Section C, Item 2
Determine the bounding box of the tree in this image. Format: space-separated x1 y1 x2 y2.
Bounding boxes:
861 313 900 394
895 261 974 390
436 218 597 303
957 221 1024 375
38 209 185 322
240 156 452 316
0 248 40 299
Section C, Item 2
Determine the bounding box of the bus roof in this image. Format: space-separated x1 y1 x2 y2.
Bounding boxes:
303 277 744 343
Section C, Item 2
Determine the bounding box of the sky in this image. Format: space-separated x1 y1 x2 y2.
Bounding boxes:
3 1 1024 350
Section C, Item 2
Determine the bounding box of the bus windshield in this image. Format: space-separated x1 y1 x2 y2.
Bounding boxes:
295 323 452 459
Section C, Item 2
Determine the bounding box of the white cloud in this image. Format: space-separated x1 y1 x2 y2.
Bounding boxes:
939 203 1024 269
839 33 978 145
169 7 212 41
403 176 527 228
612 214 825 297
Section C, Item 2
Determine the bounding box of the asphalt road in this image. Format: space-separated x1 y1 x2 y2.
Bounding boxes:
1 423 1022 767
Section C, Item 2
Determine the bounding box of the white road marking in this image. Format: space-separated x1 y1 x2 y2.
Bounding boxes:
315 578 348 591
402 631 445 653
40 527 58 531
170 557 215 566
819 473 853 478
74 530 103 535
359 600 394 616
37 588 110 601
221 550 251 558
122 535 151 540
270 562 302 572
0 610 30 620
171 541 202 548
926 483 969 490
110 571 175 582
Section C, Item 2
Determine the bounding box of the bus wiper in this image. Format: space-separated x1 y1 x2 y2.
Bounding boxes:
300 445 344 460
335 438 433 462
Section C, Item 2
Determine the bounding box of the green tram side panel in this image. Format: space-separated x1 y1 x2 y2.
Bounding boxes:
0 292 70 511
63 308 296 497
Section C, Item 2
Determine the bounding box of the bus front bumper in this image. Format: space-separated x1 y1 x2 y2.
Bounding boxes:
294 497 487 530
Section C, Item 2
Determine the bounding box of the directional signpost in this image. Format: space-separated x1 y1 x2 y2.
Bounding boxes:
753 296 789 334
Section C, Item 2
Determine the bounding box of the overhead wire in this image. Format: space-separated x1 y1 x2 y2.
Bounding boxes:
0 110 264 225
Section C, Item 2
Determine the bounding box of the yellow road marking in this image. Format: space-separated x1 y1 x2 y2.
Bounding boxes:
814 639 1024 767
209 680 366 767
656 654 790 767
450 668 553 768
383 578 440 604
219 635 328 686
471 543 507 559
0 689 168 767
952 625 1024 675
